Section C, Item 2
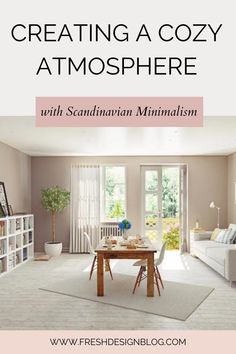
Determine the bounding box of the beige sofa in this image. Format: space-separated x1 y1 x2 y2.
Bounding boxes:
191 224 236 286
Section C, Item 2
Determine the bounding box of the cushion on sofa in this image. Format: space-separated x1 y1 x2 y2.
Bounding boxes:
224 229 236 244
210 228 220 240
227 224 236 243
228 224 236 232
231 232 236 244
215 228 236 244
215 229 227 242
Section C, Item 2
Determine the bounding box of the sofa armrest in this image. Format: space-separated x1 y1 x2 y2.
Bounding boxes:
192 231 212 241
225 248 236 281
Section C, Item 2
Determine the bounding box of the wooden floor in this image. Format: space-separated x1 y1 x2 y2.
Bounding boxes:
0 251 235 330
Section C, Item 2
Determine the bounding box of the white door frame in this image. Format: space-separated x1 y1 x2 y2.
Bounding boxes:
179 165 188 253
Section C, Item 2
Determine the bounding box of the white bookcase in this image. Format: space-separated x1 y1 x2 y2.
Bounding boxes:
0 214 34 276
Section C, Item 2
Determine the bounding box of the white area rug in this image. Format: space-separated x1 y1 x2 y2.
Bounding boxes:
40 273 214 321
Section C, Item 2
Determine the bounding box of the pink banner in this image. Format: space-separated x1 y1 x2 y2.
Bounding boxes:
36 97 203 127
0 330 235 354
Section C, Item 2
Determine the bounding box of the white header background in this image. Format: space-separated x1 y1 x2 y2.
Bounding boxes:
0 0 235 116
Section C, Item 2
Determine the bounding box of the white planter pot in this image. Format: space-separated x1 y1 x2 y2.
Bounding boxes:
44 242 62 257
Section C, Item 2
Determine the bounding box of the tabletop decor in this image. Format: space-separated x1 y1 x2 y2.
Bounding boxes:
118 219 132 240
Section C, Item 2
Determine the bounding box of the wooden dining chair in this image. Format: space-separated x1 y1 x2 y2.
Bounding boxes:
84 232 113 280
132 241 166 295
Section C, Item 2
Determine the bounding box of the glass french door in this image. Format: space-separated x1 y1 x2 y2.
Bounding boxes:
141 166 163 245
141 165 187 252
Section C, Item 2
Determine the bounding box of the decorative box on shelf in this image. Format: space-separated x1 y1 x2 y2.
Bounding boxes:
0 214 34 276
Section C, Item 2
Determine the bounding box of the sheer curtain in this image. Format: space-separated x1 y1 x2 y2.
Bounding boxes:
70 165 100 253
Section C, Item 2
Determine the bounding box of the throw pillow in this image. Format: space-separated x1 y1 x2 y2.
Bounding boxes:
215 229 227 243
210 228 220 240
232 232 236 244
228 230 236 244
215 228 236 244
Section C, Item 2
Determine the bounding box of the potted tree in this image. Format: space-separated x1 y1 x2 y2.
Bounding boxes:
41 185 70 257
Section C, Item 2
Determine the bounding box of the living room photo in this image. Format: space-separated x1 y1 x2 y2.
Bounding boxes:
0 116 236 330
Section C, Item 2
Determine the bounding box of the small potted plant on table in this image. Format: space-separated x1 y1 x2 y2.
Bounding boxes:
41 185 70 257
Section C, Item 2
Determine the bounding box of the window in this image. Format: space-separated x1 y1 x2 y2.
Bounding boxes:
101 166 126 222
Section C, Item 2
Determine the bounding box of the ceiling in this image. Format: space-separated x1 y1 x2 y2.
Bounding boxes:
0 116 236 156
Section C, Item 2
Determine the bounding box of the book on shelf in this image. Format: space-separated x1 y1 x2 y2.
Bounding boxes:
8 220 15 234
8 255 15 269
8 253 16 261
8 242 15 252
23 248 27 261
0 259 5 273
16 254 20 264
0 221 5 236
16 218 21 231
0 239 7 255
23 218 28 230
23 234 27 245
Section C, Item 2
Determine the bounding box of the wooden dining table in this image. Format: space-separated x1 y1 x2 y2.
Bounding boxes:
94 238 157 297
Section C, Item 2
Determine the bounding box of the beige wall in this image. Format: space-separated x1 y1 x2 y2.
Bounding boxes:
0 140 230 252
0 141 31 213
31 155 228 252
227 153 236 224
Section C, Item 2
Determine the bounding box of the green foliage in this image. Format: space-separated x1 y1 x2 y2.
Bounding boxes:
162 169 179 217
105 166 126 219
163 226 180 250
145 168 179 218
105 169 116 197
109 200 125 219
41 186 70 213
